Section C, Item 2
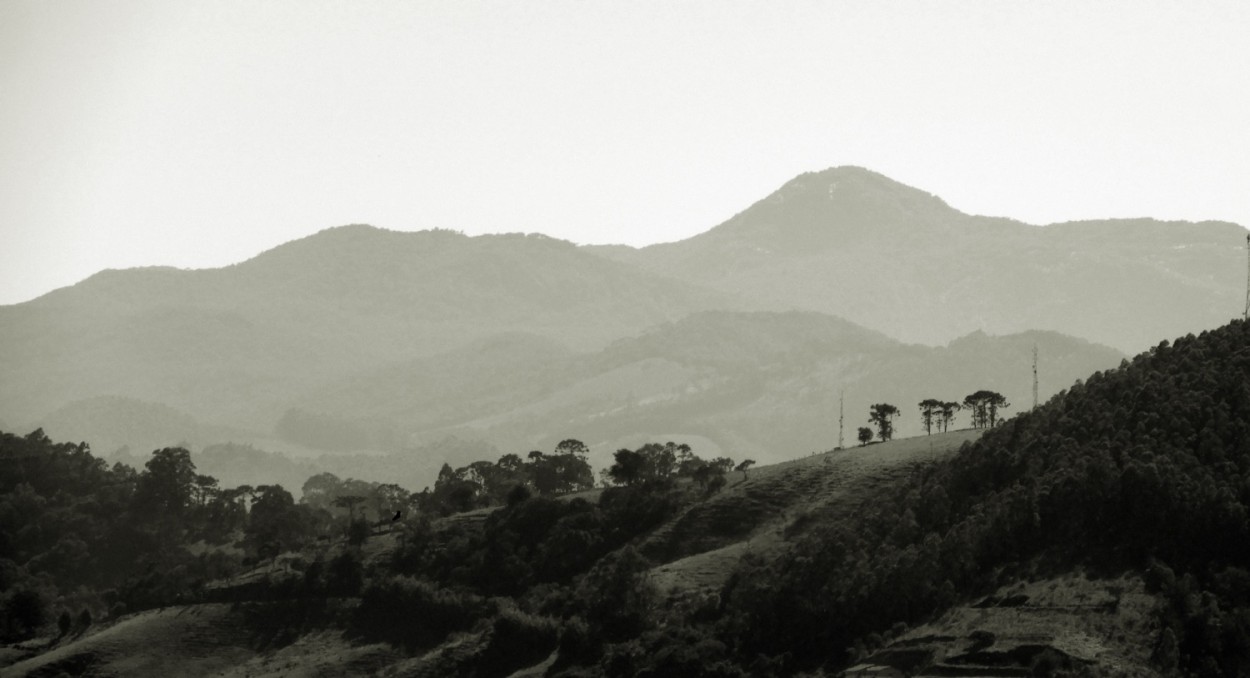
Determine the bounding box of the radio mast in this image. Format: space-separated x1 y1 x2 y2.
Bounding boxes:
838 390 845 449
1032 344 1039 410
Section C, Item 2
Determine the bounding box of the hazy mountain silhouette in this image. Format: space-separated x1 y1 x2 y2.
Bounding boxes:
591 166 1245 353
0 226 730 430
1 167 1237 472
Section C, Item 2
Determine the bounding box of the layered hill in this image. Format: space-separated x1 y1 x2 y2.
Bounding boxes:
2 166 1240 474
591 166 1246 353
292 310 1123 470
0 226 731 431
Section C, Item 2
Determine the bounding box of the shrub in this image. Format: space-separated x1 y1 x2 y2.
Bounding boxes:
475 606 560 675
354 576 492 651
1 588 47 641
325 551 363 596
347 519 371 547
76 608 92 631
508 483 533 506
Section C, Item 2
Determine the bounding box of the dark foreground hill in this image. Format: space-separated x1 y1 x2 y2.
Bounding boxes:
591 166 1246 354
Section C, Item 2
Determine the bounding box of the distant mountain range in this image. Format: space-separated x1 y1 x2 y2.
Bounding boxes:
1 166 1239 482
0 227 730 430
290 311 1123 470
591 166 1245 353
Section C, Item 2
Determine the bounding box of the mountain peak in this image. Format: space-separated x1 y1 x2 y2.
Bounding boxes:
696 166 963 252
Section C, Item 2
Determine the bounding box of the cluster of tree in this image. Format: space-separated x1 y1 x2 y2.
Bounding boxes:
0 432 359 641
390 441 732 592
861 392 1008 444
417 439 595 516
300 472 412 528
960 390 1009 429
916 399 961 434
703 319 1250 676
605 441 736 491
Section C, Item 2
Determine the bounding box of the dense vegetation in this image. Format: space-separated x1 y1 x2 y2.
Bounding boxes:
7 318 1250 676
713 319 1250 676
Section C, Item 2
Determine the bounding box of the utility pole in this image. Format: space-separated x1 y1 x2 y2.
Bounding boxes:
838 389 845 449
1032 344 1039 410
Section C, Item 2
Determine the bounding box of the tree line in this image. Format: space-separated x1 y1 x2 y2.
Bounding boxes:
856 390 1009 446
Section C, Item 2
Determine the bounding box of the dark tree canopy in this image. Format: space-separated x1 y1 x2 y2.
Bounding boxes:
962 390 1010 429
938 401 961 432
868 403 900 442
918 399 944 435
857 427 874 446
133 447 196 517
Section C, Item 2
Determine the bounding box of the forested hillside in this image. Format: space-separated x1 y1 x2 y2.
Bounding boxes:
6 327 1250 675
713 317 1250 675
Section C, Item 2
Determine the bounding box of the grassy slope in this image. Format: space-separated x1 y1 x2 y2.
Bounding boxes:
3 604 256 678
647 430 982 600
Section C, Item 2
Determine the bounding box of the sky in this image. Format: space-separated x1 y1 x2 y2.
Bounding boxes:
2 1 1248 305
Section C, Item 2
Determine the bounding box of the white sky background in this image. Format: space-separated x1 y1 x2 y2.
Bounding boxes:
1 1 1248 305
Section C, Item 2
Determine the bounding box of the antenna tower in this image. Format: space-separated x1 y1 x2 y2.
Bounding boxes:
838 390 845 449
1032 344 1039 410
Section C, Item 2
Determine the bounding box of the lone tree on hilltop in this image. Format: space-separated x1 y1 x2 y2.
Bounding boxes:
939 401 961 432
735 459 755 481
868 403 900 442
962 390 1010 429
857 427 874 447
918 399 943 435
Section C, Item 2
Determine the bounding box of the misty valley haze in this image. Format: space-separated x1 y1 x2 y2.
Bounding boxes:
0 167 1239 486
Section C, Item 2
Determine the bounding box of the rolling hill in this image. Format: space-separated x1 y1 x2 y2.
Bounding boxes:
293 310 1124 471
0 165 1240 486
0 226 731 432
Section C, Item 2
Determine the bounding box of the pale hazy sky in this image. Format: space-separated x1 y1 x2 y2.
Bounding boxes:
2 1 1248 305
